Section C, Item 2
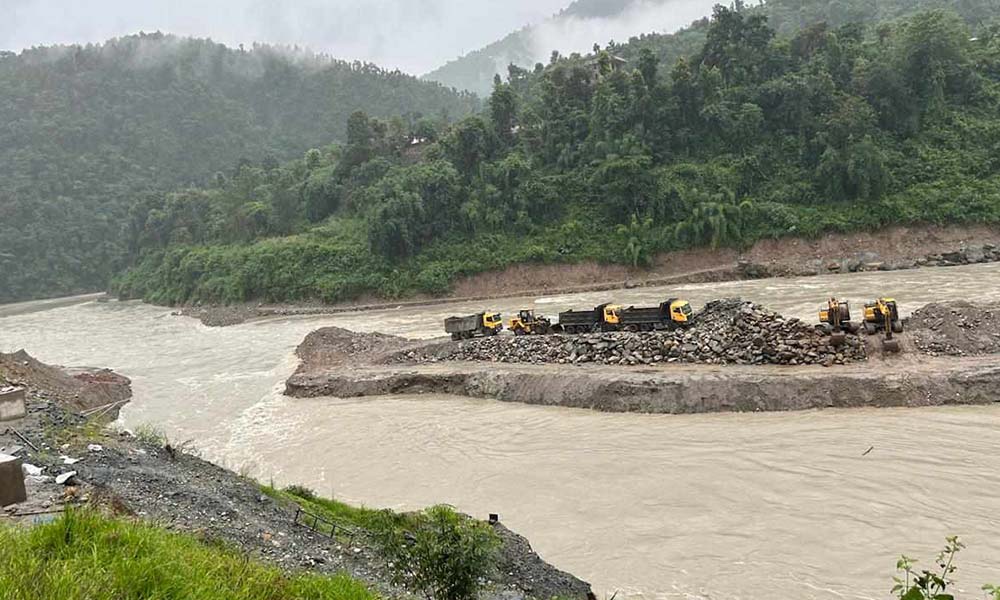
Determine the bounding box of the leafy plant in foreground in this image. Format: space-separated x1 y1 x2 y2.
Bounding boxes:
373 505 501 600
892 536 1000 600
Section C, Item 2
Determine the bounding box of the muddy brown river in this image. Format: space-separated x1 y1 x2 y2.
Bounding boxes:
3 263 1000 599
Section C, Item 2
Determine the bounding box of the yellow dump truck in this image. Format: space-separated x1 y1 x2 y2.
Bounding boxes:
444 312 503 340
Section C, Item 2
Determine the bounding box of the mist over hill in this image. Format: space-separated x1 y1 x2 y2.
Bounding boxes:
0 32 478 303
424 0 717 95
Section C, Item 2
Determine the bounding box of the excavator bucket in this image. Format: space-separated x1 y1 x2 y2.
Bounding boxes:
883 339 901 353
829 331 847 346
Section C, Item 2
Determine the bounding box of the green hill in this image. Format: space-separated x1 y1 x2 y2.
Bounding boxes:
423 0 687 96
113 2 1000 307
424 0 999 96
0 33 478 304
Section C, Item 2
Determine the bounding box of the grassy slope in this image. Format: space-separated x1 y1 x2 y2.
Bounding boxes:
0 510 376 600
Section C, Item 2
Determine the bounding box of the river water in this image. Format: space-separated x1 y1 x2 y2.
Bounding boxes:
2 263 1000 599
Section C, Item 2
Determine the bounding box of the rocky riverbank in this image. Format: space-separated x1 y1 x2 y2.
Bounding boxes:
1 353 592 600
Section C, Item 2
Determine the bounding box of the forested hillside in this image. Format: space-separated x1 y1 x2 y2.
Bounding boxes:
0 33 478 303
424 0 687 96
115 3 1000 307
424 0 999 95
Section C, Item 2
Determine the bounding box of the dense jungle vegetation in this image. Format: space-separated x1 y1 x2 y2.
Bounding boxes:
0 33 477 303
113 1 1000 306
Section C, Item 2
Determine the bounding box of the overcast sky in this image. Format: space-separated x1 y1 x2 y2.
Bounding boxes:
2 0 572 74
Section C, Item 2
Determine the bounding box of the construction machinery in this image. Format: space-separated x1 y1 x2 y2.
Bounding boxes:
557 303 621 334
862 298 903 352
816 298 857 345
620 299 694 331
445 312 503 340
556 299 693 334
508 310 553 336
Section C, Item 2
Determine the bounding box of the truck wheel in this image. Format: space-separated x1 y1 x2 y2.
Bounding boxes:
892 321 904 334
864 322 877 336
451 333 461 341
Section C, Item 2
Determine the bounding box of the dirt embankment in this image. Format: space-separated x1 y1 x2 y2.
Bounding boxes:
286 300 1000 415
181 224 1000 327
0 353 592 600
0 350 131 412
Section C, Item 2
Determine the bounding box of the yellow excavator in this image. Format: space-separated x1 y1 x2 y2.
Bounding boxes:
508 310 553 336
817 298 857 346
862 298 903 353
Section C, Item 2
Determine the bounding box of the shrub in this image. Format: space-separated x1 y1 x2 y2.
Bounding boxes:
374 505 501 600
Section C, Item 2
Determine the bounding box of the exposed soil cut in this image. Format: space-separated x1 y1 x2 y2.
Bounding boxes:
740 224 1000 275
294 327 413 371
180 224 1000 328
0 350 131 412
908 302 1000 356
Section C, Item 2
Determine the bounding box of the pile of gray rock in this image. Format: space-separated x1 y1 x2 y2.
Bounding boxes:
400 299 866 367
909 301 1000 356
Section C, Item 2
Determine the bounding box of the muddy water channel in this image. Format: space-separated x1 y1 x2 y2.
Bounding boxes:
3 263 1000 600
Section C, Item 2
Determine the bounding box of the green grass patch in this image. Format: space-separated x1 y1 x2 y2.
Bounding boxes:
259 485 404 533
0 510 377 600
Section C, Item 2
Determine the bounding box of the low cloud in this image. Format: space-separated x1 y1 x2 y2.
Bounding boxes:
530 0 719 64
1 0 570 74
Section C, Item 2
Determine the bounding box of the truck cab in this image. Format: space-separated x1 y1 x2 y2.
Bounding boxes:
482 312 504 332
601 304 622 326
667 299 693 324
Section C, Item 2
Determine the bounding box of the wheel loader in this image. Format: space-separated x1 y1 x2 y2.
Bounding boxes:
508 310 553 336
816 298 857 346
862 298 903 353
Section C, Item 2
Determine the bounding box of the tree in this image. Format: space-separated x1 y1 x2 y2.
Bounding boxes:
616 213 655 267
674 192 754 249
304 149 322 170
343 111 377 170
898 11 974 116
489 77 518 146
441 116 494 177
593 152 655 217
367 191 424 259
638 47 659 86
845 136 889 200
